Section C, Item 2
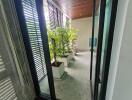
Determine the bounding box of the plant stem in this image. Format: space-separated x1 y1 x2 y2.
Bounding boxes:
52 38 57 66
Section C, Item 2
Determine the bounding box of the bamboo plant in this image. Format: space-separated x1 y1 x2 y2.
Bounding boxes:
48 27 78 66
56 27 78 56
48 29 60 66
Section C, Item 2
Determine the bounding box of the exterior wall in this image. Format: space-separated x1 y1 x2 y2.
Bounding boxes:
71 17 92 51
106 0 132 100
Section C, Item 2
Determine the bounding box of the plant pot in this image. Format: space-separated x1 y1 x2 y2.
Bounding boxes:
52 62 64 79
58 53 74 67
67 53 75 66
58 55 68 67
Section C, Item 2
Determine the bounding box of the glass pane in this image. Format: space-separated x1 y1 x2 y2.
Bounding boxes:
39 76 50 96
100 0 111 80
98 0 111 98
91 0 101 93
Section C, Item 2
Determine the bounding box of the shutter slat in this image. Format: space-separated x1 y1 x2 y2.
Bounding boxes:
0 78 17 100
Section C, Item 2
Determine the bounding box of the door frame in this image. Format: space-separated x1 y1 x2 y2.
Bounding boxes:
93 0 107 100
99 0 118 100
90 0 118 100
35 0 56 99
14 0 56 99
90 0 107 99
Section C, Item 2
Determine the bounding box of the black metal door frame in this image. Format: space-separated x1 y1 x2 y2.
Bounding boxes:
90 0 118 100
90 0 96 81
35 0 56 99
99 0 118 100
93 0 106 100
90 0 106 99
14 0 56 99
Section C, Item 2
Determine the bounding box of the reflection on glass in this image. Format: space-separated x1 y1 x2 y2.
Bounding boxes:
100 0 111 79
39 76 51 96
98 0 111 99
91 0 101 93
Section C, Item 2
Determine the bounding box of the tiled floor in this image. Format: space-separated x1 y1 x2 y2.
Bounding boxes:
54 51 91 100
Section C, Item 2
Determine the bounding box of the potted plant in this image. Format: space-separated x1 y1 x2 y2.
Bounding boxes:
48 29 64 79
55 27 69 67
56 27 78 67
66 28 78 65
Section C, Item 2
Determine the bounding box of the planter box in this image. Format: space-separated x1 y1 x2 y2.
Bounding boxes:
58 53 74 67
67 53 74 66
59 56 68 67
52 62 64 79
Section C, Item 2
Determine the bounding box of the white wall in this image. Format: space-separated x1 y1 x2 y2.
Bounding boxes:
106 0 132 100
71 17 92 51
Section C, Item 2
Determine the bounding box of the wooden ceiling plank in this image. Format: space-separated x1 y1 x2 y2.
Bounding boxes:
52 0 98 19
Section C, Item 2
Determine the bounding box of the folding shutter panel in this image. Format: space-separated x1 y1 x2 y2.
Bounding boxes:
57 10 63 27
22 0 47 81
0 52 17 100
0 16 17 100
54 8 58 28
48 2 55 30
66 17 70 27
0 1 35 99
47 1 58 30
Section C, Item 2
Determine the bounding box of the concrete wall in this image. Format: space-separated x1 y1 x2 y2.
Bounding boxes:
71 17 92 51
106 0 132 100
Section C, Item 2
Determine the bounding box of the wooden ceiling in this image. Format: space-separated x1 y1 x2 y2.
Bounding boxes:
53 0 99 19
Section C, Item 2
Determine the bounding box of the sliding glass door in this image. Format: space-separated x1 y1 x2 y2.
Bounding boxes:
91 0 118 100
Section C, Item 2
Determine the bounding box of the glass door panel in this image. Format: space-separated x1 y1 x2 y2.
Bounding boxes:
98 0 111 98
91 0 113 99
100 0 111 82
91 0 101 94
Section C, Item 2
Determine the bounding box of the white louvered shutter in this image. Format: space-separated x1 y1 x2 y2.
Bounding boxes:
0 24 18 100
0 2 25 99
47 1 58 30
